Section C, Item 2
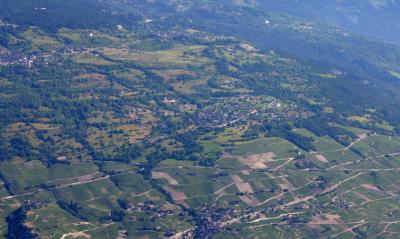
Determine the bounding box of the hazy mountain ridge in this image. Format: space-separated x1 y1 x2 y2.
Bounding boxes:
241 0 400 43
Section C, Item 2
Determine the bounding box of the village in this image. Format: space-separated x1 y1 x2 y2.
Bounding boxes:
0 46 84 67
196 96 311 127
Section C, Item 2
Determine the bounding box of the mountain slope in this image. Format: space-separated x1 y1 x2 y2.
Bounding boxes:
243 0 400 43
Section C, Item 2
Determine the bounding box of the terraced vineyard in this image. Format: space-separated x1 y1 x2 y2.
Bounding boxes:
147 129 400 238
2 126 400 238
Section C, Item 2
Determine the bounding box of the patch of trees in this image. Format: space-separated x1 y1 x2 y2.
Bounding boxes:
285 131 316 152
5 207 37 239
91 146 142 164
238 60 269 73
99 210 125 223
174 131 204 155
142 147 170 179
296 118 356 146
242 127 259 140
37 143 59 167
148 179 174 204
294 159 319 170
207 76 219 88
262 123 316 152
57 200 88 221
198 155 218 167
9 135 31 157
0 172 13 195
215 57 230 75
0 26 16 47
117 198 129 210
0 0 140 33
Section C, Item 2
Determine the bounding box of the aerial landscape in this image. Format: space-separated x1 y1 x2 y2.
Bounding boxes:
1 0 400 238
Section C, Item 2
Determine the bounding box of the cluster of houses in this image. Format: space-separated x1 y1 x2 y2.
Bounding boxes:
127 200 181 221
0 47 84 67
196 96 310 127
0 48 34 67
24 199 50 210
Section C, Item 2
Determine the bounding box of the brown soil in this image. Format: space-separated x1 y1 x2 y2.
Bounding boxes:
239 152 276 169
152 172 179 185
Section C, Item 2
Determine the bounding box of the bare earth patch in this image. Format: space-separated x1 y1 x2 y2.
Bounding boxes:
152 172 179 185
26 211 35 216
10 202 22 209
163 186 188 207
24 222 35 229
163 186 186 200
278 177 295 191
63 232 92 239
315 154 328 163
100 187 108 194
353 191 370 201
231 175 260 206
239 195 260 206
117 230 127 239
361 184 381 192
75 73 106 80
358 133 368 140
31 123 57 130
309 214 343 225
231 175 254 193
161 203 180 211
238 152 276 169
241 170 250 175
